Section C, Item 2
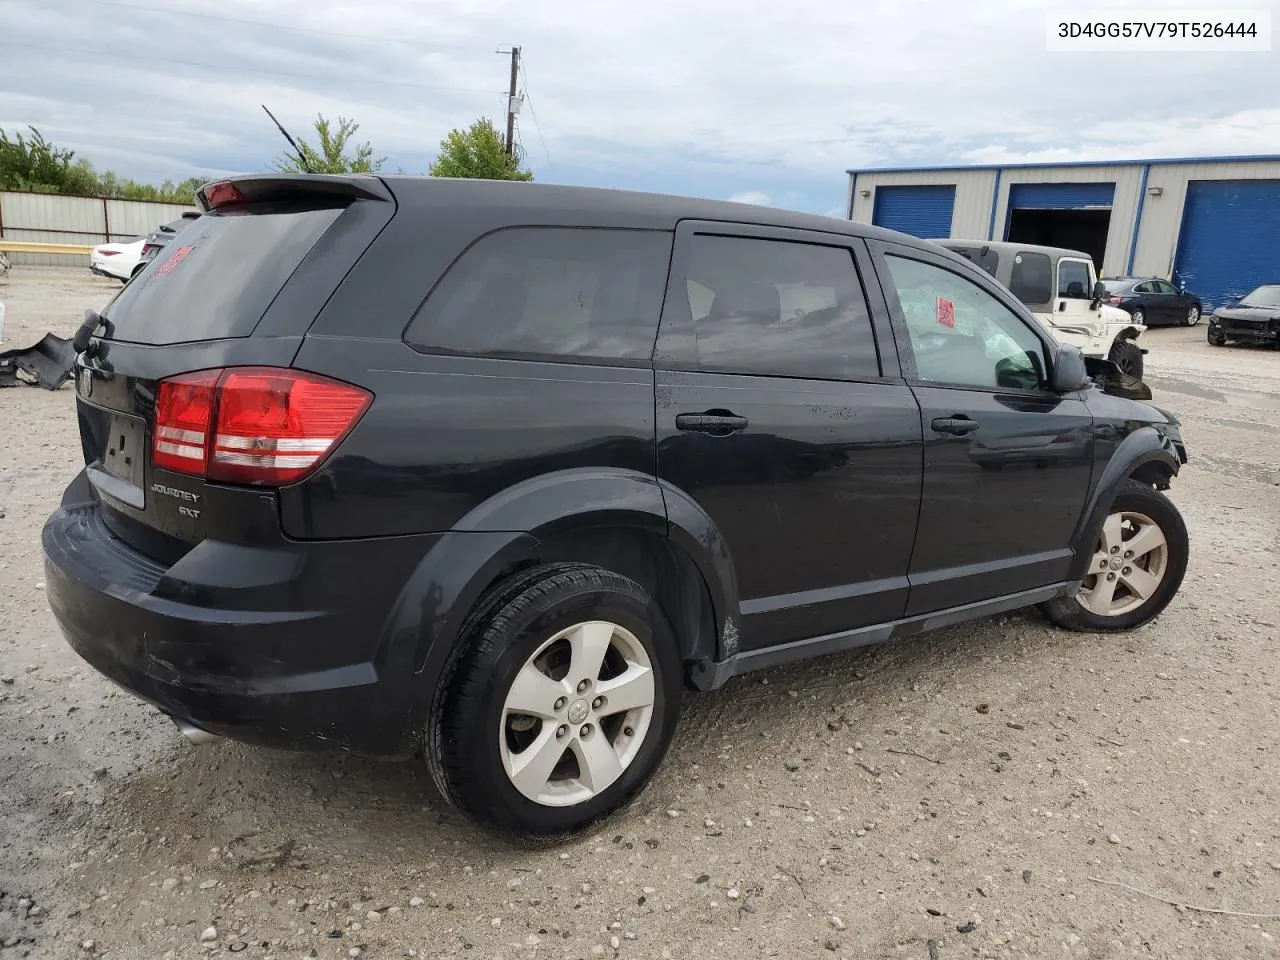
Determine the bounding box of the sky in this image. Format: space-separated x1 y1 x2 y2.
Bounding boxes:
2 0 1277 216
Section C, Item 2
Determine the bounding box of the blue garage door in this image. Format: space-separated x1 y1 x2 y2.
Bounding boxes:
872 185 956 238
1008 182 1116 210
1172 180 1280 309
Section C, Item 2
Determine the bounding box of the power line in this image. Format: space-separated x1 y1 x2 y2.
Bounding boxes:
37 0 489 54
0 40 498 95
520 57 553 168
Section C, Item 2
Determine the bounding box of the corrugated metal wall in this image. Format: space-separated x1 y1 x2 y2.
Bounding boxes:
0 192 198 266
849 169 997 239
1132 160 1280 278
849 159 1280 283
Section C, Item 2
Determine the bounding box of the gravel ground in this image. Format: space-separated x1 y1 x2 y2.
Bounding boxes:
1 267 1277 960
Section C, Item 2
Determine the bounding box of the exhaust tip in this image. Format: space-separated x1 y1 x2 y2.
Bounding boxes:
172 717 222 746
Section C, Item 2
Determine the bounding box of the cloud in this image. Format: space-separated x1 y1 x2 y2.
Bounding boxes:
0 0 1274 216
727 190 771 205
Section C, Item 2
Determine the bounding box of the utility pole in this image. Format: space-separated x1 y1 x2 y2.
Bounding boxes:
505 45 521 158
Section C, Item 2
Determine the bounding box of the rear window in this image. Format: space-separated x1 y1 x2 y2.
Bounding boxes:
405 227 672 362
1008 251 1052 305
102 203 342 345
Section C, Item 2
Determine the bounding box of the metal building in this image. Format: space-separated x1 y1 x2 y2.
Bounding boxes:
845 156 1280 308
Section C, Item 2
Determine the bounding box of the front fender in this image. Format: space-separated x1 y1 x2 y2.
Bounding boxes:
1068 425 1182 579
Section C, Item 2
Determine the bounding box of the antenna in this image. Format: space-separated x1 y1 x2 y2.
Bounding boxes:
261 104 313 173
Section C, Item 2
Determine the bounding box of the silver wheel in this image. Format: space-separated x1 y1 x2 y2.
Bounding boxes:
1077 510 1169 617
1186 305 1201 326
499 620 655 807
1131 308 1144 325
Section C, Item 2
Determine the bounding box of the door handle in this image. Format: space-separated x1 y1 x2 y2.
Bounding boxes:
931 416 980 436
675 412 749 435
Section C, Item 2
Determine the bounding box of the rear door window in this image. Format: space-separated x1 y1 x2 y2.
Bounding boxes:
405 228 672 362
674 234 880 380
102 203 343 345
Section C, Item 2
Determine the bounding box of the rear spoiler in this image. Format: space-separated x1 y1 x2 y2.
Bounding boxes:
196 174 393 212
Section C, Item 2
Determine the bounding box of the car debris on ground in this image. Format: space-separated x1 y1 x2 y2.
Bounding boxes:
0 332 75 389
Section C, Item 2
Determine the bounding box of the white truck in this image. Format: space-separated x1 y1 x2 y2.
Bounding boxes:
935 240 1146 379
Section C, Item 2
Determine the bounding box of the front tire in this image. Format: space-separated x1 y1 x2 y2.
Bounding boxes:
1041 479 1188 633
1108 339 1144 379
1207 326 1226 346
427 565 682 840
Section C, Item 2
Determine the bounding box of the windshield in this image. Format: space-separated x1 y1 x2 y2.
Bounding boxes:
1239 285 1280 308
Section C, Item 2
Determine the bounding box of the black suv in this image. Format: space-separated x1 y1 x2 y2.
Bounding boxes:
43 175 1190 839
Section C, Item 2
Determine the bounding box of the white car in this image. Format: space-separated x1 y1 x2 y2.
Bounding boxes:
90 237 145 283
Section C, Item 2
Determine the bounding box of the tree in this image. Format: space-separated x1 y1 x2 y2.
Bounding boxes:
0 126 99 195
1 126 204 202
275 114 385 174
428 118 533 181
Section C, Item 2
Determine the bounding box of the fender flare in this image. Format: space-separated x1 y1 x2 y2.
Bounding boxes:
378 468 742 713
1068 426 1181 580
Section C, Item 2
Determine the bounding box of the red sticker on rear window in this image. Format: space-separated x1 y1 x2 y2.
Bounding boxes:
157 245 195 277
936 296 955 328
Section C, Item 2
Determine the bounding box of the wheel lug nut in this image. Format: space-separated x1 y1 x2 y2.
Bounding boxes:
592 697 604 710
1110 546 1120 554
1122 567 1131 575
1106 573 1117 581
1100 560 1108 569
580 724 593 739
554 697 567 711
556 725 568 739
1124 550 1134 558
623 726 634 737
576 679 590 693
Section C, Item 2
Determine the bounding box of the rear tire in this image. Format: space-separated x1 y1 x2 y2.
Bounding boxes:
427 565 682 841
1130 308 1145 326
1108 339 1144 379
1185 305 1201 326
1041 479 1188 633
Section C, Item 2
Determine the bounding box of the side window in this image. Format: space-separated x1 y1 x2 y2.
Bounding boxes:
1154 280 1178 295
679 234 880 380
1132 281 1154 294
1008 251 1052 304
884 254 1048 391
1058 259 1093 299
405 227 672 361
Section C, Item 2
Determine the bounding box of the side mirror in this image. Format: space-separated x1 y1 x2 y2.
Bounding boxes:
1092 281 1108 300
1051 344 1091 393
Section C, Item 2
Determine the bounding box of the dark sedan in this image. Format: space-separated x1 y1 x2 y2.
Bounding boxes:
1101 277 1203 327
139 212 202 267
1207 284 1280 347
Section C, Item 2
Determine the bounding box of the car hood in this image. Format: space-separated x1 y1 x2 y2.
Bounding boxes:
1214 304 1280 320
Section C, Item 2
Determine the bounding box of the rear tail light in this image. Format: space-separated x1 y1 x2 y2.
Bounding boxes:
1106 296 1126 304
200 180 248 210
100 250 121 257
151 367 371 486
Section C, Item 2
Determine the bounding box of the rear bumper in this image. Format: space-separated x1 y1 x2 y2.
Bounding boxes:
42 472 440 757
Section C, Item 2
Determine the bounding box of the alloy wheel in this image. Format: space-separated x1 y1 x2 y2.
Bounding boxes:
1132 309 1144 325
499 620 655 806
1077 510 1170 617
1186 306 1201 326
